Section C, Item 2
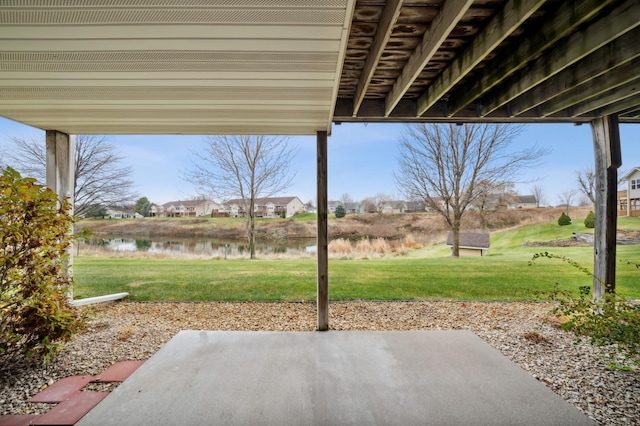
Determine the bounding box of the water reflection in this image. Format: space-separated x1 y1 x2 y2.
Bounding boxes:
84 235 316 257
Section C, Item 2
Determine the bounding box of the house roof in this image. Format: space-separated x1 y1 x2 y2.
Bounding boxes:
446 232 490 249
0 1 638 136
518 195 537 204
163 199 213 208
225 196 300 206
622 167 640 181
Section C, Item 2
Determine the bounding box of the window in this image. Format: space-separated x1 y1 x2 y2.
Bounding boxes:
632 179 637 190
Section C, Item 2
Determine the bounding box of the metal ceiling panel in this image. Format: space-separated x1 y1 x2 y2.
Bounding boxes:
0 0 355 134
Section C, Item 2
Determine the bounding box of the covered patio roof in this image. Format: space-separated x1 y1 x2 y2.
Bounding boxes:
0 0 639 135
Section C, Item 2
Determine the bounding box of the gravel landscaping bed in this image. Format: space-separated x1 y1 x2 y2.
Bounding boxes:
2 301 638 425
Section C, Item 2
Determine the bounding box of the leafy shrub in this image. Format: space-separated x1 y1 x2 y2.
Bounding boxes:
584 210 595 228
530 252 640 369
1 167 86 368
335 205 346 218
558 212 572 226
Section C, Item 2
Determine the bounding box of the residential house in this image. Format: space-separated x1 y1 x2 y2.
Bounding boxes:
381 200 406 214
620 167 640 217
514 195 537 209
223 196 305 218
446 232 490 257
104 207 138 219
328 201 342 214
344 201 362 214
151 198 219 217
404 201 426 213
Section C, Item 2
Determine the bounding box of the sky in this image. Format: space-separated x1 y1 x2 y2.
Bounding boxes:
0 116 638 207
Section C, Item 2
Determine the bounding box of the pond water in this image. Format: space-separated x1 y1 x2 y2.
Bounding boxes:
82 235 317 257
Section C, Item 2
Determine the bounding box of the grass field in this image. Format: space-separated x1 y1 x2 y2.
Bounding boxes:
73 218 640 302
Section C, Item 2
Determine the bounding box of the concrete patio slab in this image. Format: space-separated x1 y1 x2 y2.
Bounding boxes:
78 330 595 426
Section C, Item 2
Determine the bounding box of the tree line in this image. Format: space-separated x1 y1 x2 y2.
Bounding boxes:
5 123 623 258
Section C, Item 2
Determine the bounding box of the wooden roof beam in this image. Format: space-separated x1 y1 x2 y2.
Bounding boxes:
352 0 404 117
540 57 640 117
619 106 640 119
479 0 640 117
416 0 545 117
447 0 614 117
573 80 640 118
507 28 640 117
384 0 473 117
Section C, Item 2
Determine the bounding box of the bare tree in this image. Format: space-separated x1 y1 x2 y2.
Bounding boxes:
339 193 354 207
395 123 546 257
2 134 136 216
362 193 392 214
471 180 516 230
531 184 545 208
557 188 577 215
184 135 297 259
576 166 596 205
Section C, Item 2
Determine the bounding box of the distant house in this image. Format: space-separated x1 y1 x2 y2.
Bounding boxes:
381 200 406 214
327 201 342 214
620 167 640 217
223 196 305 218
446 232 490 257
470 192 519 211
151 198 219 217
344 202 362 214
404 201 426 213
515 195 537 209
104 207 138 219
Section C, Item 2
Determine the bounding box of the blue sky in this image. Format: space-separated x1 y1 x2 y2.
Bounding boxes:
1 116 638 206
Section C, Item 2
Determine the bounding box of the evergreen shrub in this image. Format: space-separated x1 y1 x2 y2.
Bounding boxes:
558 212 572 226
584 210 595 228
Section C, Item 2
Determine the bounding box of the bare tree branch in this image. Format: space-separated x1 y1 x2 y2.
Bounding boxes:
575 166 596 205
183 135 297 259
395 123 546 257
557 188 577 216
531 184 545 208
1 134 136 216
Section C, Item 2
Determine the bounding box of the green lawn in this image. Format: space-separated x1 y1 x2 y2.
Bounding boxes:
73 218 640 302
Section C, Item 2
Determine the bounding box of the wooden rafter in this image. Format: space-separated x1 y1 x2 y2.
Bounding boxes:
479 0 640 117
598 95 640 119
620 106 640 118
507 29 640 117
416 0 545 117
572 79 640 117
352 0 404 116
446 0 614 117
383 0 473 117
540 57 640 117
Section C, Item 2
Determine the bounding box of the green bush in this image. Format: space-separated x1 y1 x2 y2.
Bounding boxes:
1 167 86 368
558 212 572 226
335 205 346 218
531 252 640 369
584 210 595 228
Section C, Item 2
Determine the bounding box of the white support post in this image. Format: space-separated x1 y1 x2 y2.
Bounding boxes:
316 130 329 331
590 115 621 297
45 130 76 289
46 130 75 209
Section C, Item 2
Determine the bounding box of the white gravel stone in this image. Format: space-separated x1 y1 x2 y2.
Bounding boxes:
1 301 638 425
